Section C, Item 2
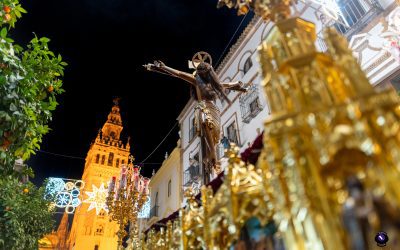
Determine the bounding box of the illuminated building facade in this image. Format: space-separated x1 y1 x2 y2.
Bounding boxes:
68 101 131 250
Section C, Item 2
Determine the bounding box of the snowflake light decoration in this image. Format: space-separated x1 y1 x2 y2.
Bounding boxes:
44 178 85 214
138 196 151 219
83 183 109 215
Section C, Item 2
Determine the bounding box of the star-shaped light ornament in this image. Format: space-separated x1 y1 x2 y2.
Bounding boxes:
83 183 109 215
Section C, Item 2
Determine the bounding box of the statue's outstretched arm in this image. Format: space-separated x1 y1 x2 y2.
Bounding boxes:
221 81 250 92
144 61 196 86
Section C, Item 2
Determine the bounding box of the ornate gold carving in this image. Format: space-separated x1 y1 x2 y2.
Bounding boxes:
140 2 400 249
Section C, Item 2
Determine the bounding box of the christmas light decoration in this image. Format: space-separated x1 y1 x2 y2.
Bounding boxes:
138 196 151 219
44 178 85 214
83 183 109 215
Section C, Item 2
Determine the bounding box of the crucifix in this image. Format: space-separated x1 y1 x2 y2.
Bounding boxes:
144 52 250 183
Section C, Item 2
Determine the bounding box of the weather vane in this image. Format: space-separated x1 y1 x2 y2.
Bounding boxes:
113 97 121 106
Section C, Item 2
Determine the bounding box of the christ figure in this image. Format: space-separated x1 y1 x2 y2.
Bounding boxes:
144 52 249 182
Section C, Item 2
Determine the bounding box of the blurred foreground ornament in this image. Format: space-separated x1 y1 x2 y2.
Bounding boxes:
220 0 400 249
140 144 276 249
106 156 150 249
201 143 272 249
44 177 85 214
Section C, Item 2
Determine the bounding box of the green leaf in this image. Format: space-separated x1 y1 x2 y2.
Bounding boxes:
39 37 50 43
1 28 7 38
17 6 28 14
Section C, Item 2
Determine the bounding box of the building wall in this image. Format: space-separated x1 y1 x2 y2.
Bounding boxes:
145 145 182 230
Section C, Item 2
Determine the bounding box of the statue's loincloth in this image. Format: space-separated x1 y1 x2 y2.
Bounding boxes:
194 101 221 144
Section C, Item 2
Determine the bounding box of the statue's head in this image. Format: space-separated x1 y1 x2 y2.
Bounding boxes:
192 51 213 75
196 62 212 75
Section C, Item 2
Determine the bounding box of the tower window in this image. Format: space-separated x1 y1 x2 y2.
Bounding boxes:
108 152 114 166
116 159 120 168
95 154 100 163
95 225 104 236
121 160 125 166
110 131 115 139
168 179 171 197
94 245 99 250
101 155 105 165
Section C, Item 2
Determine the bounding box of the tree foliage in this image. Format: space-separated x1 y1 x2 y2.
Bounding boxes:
0 0 66 248
0 0 66 174
0 176 55 249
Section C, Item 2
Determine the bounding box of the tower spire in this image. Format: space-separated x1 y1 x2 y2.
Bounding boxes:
101 99 123 140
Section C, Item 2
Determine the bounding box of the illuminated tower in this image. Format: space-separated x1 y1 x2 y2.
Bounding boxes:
68 99 131 250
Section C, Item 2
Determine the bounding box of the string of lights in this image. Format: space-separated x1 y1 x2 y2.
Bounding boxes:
37 150 163 165
215 13 249 68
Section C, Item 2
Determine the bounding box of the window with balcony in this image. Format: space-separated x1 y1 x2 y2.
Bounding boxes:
240 84 263 123
189 117 196 142
184 154 200 186
333 0 382 38
227 122 239 146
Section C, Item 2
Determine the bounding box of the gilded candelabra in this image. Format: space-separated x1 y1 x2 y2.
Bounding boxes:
106 156 150 249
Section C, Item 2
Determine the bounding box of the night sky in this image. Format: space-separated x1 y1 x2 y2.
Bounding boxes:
12 0 252 185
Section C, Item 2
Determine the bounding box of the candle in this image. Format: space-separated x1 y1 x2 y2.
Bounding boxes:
142 178 149 194
108 176 116 194
120 167 127 188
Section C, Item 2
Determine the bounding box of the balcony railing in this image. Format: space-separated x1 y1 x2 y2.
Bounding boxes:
150 205 159 218
316 35 328 52
184 164 201 187
333 0 382 39
240 84 263 123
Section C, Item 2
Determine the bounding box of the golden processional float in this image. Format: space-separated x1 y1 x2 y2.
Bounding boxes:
140 0 400 249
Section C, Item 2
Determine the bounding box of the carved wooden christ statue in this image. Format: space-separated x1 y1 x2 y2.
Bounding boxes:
144 52 249 180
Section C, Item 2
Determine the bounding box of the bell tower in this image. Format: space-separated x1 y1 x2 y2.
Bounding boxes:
68 99 131 250
101 98 123 140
